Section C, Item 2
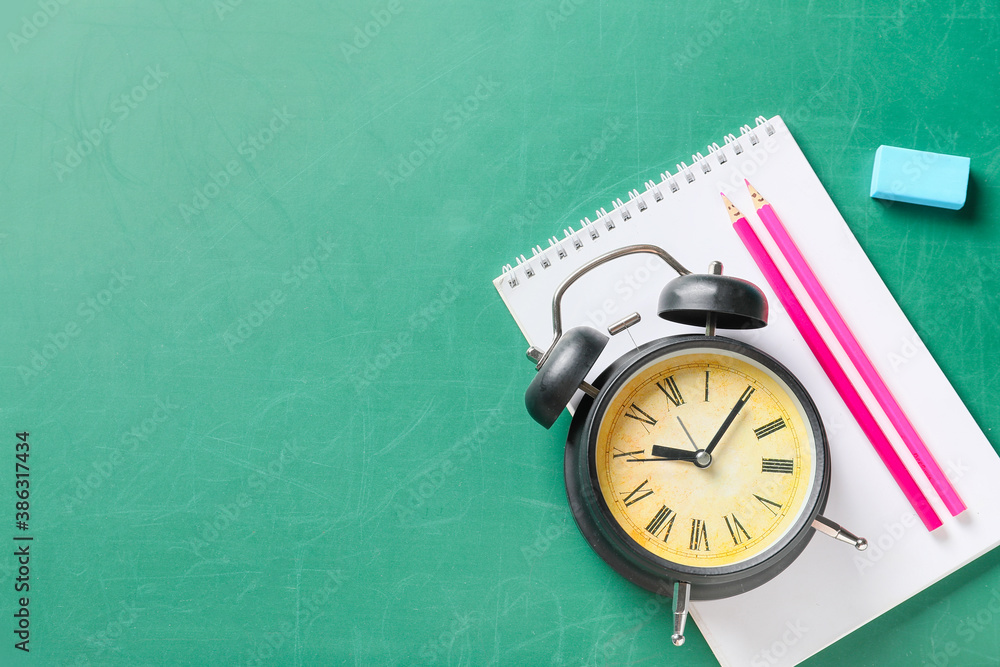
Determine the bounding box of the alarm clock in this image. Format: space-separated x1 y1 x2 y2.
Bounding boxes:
523 244 866 646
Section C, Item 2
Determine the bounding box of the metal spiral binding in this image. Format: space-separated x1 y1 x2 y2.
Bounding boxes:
501 263 517 288
692 152 711 174
676 161 696 184
629 189 647 212
563 225 584 251
515 254 535 279
661 169 680 193
614 198 631 221
591 208 608 231
500 117 780 287
755 115 776 136
645 180 664 201
532 245 552 269
724 133 743 155
707 142 727 164
550 236 567 259
740 124 759 145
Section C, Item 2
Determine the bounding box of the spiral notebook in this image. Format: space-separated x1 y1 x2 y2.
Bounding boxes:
492 116 1000 666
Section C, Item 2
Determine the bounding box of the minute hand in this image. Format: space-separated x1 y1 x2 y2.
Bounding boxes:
704 386 755 455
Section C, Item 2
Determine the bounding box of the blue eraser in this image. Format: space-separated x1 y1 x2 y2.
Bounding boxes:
870 145 970 210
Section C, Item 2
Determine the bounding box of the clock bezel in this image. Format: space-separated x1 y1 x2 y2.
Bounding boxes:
565 334 831 600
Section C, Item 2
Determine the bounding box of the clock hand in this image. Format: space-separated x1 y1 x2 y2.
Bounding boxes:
647 446 699 461
648 445 712 468
703 385 755 456
676 416 699 449
627 457 687 462
641 419 700 460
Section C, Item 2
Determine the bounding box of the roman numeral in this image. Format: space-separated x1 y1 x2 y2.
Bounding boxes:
622 480 654 506
724 513 752 545
624 403 657 427
656 376 684 407
704 370 710 402
753 494 783 516
613 447 643 458
689 519 709 551
646 505 676 541
762 458 794 474
754 417 786 439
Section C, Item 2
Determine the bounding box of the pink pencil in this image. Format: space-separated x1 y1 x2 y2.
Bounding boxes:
745 180 965 517
723 194 942 531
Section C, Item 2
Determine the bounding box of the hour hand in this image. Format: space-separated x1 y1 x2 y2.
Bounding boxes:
646 446 699 462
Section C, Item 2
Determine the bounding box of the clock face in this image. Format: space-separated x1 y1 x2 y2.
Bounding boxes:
592 347 818 570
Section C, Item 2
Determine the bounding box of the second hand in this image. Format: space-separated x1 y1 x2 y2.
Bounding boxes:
677 416 698 450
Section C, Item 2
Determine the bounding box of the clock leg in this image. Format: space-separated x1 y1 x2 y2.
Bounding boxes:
671 581 691 646
812 515 868 550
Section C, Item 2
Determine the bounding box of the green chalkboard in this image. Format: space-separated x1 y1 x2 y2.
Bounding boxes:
0 0 998 664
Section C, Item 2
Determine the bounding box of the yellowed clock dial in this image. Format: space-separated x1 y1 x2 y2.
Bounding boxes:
595 349 816 568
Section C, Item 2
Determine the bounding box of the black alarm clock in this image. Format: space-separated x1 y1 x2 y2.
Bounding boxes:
522 244 866 645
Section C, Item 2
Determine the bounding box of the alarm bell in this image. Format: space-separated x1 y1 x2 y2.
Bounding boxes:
525 326 608 428
658 271 768 331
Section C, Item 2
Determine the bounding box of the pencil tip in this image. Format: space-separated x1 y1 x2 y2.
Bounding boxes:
720 193 742 223
744 179 766 208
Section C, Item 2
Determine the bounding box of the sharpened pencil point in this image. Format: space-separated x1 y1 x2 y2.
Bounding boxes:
720 193 743 224
744 179 768 210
